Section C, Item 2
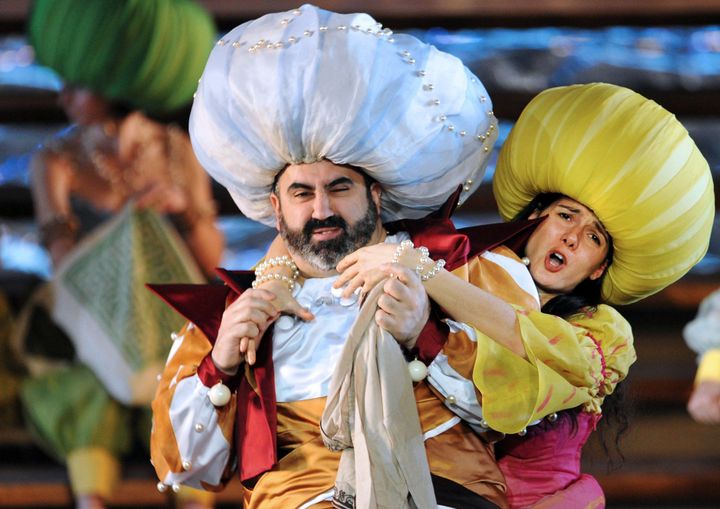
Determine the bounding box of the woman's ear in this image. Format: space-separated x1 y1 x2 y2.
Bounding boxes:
589 260 609 281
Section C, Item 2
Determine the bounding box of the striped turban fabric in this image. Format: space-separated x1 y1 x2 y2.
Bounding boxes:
29 0 216 114
494 83 714 305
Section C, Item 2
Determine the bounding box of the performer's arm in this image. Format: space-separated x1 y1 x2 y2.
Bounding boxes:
335 243 536 358
31 148 77 267
151 323 239 491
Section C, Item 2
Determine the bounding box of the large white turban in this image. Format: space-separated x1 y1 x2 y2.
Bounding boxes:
190 4 497 226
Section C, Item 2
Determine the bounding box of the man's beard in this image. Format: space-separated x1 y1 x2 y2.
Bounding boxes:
279 204 379 272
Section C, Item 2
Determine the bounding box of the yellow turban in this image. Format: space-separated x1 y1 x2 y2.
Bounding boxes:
494 83 714 305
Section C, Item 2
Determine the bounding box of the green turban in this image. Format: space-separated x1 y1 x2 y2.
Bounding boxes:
29 0 216 114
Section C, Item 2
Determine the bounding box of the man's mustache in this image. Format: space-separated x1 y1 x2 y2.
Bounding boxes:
302 216 348 238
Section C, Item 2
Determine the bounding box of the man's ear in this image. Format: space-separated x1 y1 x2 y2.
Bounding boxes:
370 182 382 213
589 260 609 281
270 192 281 230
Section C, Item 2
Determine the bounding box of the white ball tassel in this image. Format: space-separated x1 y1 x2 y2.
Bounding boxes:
408 357 428 381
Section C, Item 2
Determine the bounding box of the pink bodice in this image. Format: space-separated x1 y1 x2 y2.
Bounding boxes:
497 411 605 508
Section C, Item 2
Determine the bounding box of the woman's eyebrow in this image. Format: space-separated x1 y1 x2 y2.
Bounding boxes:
558 204 609 241
594 221 610 242
558 204 581 214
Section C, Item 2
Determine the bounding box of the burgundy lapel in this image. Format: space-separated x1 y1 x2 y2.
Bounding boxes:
148 272 279 482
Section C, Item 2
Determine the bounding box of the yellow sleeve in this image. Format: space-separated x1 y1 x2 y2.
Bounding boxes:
473 304 636 434
696 348 720 383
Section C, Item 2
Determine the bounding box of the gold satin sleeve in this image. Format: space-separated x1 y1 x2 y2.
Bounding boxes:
150 323 237 489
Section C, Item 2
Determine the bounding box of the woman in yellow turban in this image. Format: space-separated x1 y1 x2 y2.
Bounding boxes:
18 1 223 508
327 82 713 507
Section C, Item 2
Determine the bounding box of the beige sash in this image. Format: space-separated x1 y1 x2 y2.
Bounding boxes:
320 280 436 509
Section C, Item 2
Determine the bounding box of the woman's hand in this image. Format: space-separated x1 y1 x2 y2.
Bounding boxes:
261 279 314 322
335 243 399 298
374 263 430 349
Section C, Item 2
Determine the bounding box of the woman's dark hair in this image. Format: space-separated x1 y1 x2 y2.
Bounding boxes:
515 193 628 467
521 382 631 472
514 193 614 319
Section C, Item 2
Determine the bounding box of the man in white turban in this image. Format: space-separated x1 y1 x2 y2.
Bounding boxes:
150 5 509 508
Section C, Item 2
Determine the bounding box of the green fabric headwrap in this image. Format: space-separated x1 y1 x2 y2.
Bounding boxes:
29 0 216 114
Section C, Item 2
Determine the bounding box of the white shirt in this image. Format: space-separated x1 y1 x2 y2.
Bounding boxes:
272 232 407 402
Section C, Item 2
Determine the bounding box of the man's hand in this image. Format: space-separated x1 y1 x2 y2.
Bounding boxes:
687 380 720 424
374 263 430 349
212 288 279 372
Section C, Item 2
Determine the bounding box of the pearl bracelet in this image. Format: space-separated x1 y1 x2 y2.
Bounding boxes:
252 255 300 291
392 239 445 281
254 255 299 277
421 258 446 281
252 273 297 291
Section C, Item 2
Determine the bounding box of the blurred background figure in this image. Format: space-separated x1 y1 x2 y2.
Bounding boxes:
684 289 720 425
10 1 223 508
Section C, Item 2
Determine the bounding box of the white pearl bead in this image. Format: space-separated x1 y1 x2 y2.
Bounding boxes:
521 257 530 266
194 423 205 432
172 483 181 493
408 359 427 381
208 383 231 406
446 394 457 405
181 459 192 471
274 315 296 332
547 412 558 422
157 482 168 493
517 428 527 436
339 296 357 307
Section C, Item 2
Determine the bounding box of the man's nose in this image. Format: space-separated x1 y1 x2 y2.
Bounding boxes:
312 192 333 220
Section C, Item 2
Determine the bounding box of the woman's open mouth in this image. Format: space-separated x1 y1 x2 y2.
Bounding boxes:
544 251 566 272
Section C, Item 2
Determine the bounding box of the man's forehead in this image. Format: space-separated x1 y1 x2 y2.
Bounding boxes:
276 161 367 189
